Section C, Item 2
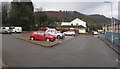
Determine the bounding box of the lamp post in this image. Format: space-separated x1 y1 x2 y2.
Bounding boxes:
104 1 114 43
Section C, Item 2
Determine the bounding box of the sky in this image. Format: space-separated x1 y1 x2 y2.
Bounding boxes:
0 0 119 19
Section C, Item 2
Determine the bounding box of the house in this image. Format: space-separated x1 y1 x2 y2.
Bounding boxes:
60 18 87 33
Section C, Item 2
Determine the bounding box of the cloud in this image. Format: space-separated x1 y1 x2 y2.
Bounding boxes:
32 0 119 2
33 2 118 19
34 2 104 11
1 0 119 2
0 0 118 19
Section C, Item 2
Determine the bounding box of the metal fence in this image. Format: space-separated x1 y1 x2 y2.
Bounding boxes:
104 23 120 46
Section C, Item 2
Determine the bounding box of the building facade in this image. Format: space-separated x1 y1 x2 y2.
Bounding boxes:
59 18 87 33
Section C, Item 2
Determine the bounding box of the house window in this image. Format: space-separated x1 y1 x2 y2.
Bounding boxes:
71 24 73 27
76 23 79 27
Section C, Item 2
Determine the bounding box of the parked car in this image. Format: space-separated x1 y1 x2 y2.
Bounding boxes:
101 31 105 34
45 28 65 39
63 31 75 36
9 26 22 33
92 31 98 35
29 31 56 42
0 27 11 34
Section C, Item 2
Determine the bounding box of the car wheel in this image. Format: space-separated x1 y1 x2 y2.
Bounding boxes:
5 31 8 34
57 35 61 39
15 31 17 34
46 38 50 42
30 37 35 40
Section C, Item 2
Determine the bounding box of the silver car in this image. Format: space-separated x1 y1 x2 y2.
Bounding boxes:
45 29 65 39
63 31 76 36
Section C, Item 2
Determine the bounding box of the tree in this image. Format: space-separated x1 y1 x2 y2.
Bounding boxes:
47 16 59 27
0 3 2 26
8 2 20 26
2 2 11 26
35 11 48 27
35 11 60 28
8 0 34 31
19 1 34 31
35 7 43 12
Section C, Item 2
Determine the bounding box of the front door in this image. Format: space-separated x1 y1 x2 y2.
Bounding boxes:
37 32 46 40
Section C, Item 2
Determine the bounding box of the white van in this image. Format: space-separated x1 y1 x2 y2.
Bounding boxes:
0 27 11 34
9 27 22 33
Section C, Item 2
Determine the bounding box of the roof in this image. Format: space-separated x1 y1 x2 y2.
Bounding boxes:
61 18 86 28
71 18 86 27
61 22 71 26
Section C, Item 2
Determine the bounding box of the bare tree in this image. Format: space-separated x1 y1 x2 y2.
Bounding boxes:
35 7 43 12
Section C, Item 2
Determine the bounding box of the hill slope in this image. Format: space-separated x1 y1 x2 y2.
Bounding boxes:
45 11 113 29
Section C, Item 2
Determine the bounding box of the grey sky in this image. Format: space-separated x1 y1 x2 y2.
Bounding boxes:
0 0 119 18
33 2 118 19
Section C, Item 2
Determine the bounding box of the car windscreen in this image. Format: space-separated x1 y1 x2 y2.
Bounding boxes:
9 27 13 29
2 27 5 29
34 32 38 34
45 32 50 35
38 32 44 35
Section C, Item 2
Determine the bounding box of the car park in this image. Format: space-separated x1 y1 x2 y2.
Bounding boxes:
45 28 65 39
63 31 75 36
29 31 56 42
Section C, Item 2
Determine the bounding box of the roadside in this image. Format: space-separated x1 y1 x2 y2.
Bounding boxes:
98 34 120 68
98 33 120 54
2 61 8 69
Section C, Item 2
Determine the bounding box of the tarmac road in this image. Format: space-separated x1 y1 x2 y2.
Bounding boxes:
2 34 118 67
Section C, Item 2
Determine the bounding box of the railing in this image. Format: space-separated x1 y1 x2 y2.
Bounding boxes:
104 23 120 46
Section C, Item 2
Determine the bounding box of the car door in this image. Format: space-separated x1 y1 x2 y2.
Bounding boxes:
33 32 39 39
65 31 69 35
37 32 46 40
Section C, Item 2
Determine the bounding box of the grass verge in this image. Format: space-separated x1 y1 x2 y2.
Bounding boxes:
14 36 59 47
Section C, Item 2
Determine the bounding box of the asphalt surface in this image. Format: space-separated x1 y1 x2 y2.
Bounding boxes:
2 34 118 67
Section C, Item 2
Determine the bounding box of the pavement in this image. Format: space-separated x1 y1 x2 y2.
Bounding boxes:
2 34 118 67
98 33 120 69
98 33 120 54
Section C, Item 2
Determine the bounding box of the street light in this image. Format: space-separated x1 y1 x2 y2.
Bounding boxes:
104 1 114 43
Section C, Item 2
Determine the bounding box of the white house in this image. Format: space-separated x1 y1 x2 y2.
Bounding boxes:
61 18 87 33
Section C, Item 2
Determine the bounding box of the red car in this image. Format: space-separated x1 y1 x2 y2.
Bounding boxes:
29 31 56 42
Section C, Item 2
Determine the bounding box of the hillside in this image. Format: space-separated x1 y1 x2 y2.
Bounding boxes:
88 14 111 24
45 11 112 29
46 11 95 23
